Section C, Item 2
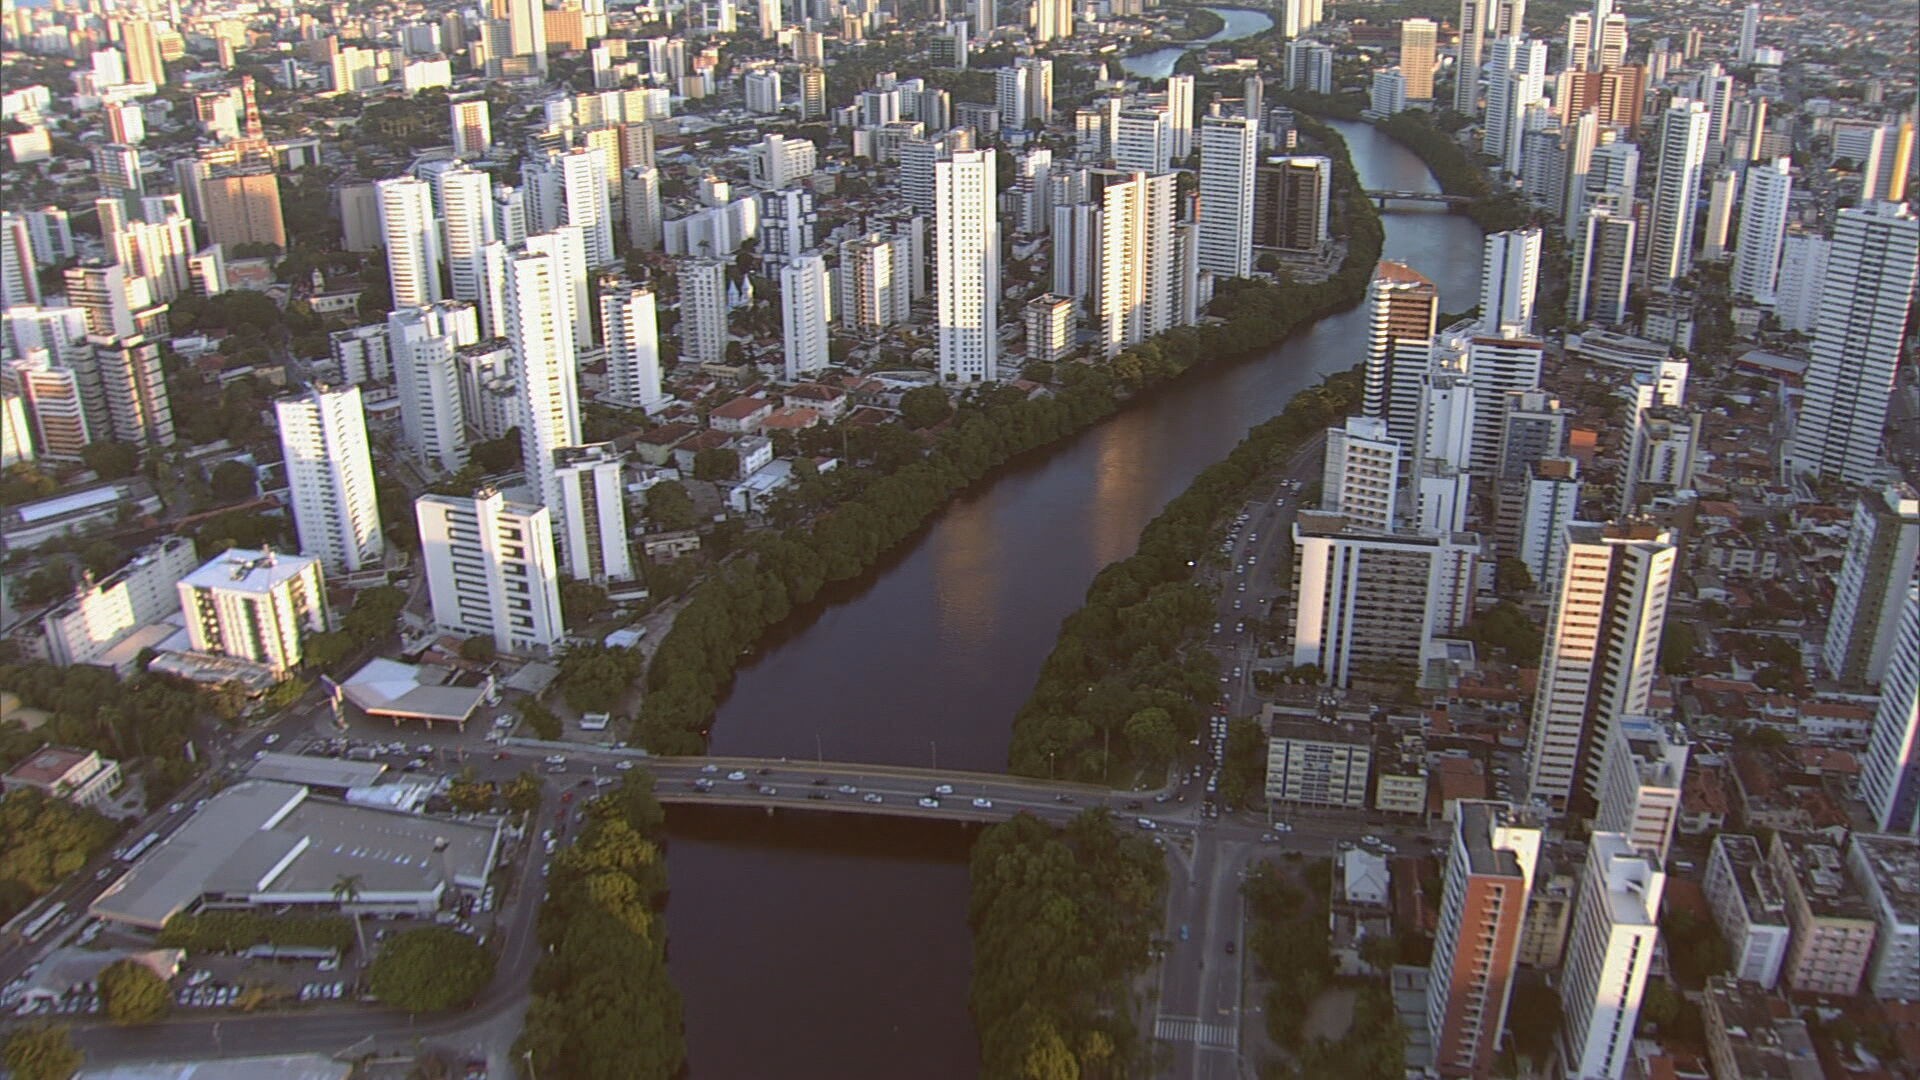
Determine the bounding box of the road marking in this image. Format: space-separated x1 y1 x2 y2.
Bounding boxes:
1153 1015 1238 1050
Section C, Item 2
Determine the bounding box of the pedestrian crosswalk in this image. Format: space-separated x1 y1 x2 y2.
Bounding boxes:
1154 1015 1238 1050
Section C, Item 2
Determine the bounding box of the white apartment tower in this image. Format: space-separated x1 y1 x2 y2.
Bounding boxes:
1288 512 1479 688
275 384 384 575
1793 202 1920 484
935 149 1000 384
1596 715 1689 864
1861 584 1920 835
1524 521 1676 811
677 257 730 366
1099 171 1177 357
1479 227 1542 335
553 444 634 584
437 167 496 305
1559 833 1665 1080
1645 100 1710 293
780 251 832 382
1824 483 1920 686
450 98 492 159
502 248 582 515
415 489 565 654
1166 74 1194 160
598 282 663 408
524 148 616 269
1732 157 1792 304
1321 417 1403 531
378 177 444 309
1197 116 1257 280
388 302 478 475
839 233 912 330
177 548 329 676
1572 201 1635 325
1361 262 1441 448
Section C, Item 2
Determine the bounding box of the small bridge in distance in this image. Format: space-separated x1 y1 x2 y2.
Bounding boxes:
1365 189 1475 207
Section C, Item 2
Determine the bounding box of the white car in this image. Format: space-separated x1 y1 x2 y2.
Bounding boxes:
1135 818 1157 831
263 733 281 745
933 784 954 795
615 760 635 771
837 784 858 795
918 797 940 809
971 797 993 809
862 793 884 804
544 755 567 766
727 770 748 781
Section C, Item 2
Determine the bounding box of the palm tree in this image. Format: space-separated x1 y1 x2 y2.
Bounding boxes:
332 873 368 960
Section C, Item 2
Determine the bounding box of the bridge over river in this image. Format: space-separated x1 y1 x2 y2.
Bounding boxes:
1365 189 1475 207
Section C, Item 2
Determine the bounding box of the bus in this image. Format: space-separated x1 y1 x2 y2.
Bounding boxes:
18 901 65 942
118 833 159 862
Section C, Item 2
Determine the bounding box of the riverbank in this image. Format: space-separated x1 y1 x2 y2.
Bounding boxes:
636 115 1384 760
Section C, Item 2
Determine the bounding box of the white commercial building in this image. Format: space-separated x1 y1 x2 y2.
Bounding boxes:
598 282 663 408
1196 116 1256 280
275 384 384 576
377 177 443 309
1559 833 1664 1080
780 251 832 382
415 488 565 654
1792 202 1919 484
934 149 1000 384
177 548 330 676
553 444 633 584
1524 522 1675 811
1288 511 1479 688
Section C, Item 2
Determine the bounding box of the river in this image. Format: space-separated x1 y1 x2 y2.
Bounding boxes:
663 121 1485 1078
1120 7 1276 81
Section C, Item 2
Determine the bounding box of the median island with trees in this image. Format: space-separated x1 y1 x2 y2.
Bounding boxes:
636 113 1385 758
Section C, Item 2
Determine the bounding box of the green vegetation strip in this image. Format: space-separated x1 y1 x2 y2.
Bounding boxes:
157 911 356 954
637 113 1384 757
969 812 1167 1077
515 775 684 1079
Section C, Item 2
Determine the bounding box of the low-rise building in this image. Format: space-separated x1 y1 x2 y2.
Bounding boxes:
2 745 121 809
1704 833 1792 990
1770 831 1878 997
1374 732 1428 815
709 394 773 434
1846 833 1920 1002
1263 705 1372 809
1701 976 1821 1080
41 535 199 673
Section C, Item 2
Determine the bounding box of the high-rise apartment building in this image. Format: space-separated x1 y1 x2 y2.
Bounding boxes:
1595 715 1688 864
1165 74 1194 160
553 444 633 583
118 19 165 86
7 356 90 459
1321 417 1403 531
1288 511 1478 687
935 149 1000 384
1645 100 1709 292
1253 156 1331 252
1559 834 1664 1080
1524 521 1676 811
523 147 616 269
677 257 729 366
416 488 565 654
1732 156 1792 304
1701 169 1738 262
598 282 662 408
1399 19 1438 100
1571 200 1635 325
839 233 912 330
438 167 496 305
1479 227 1542 334
1703 833 1792 988
624 166 662 251
780 251 832 382
1360 262 1441 448
1824 484 1920 686
1770 831 1879 997
499 248 582 518
177 548 329 676
1773 229 1828 333
1024 294 1074 364
1427 801 1539 1079
41 536 198 672
1846 833 1920 1000
1793 202 1920 484
450 98 492 159
1 213 39 308
1098 170 1177 357
1455 0 1486 114
388 302 478 475
1517 458 1581 590
92 334 172 447
1861 584 1920 835
1196 116 1257 279
275 383 384 575
1113 109 1171 173
378 177 444 309
200 166 285 250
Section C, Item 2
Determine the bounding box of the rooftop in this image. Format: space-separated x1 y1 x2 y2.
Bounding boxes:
1713 833 1789 927
1704 976 1822 1080
1457 800 1527 880
76 1054 352 1080
180 548 318 595
1774 832 1875 921
246 752 387 791
4 745 100 787
1849 833 1920 925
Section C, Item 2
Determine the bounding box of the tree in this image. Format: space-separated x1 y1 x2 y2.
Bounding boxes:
208 460 257 501
470 428 522 473
522 698 563 740
99 959 170 1024
505 770 543 815
1661 621 1699 674
332 874 369 959
446 770 496 813
645 480 697 531
367 927 495 1011
1495 557 1534 596
3 1024 82 1080
80 441 139 480
1122 707 1178 767
459 636 495 662
900 386 953 429
561 581 611 625
692 447 739 481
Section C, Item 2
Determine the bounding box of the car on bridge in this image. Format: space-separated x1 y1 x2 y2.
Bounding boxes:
918 797 940 809
727 770 748 781
933 784 954 795
971 797 993 809
862 793 884 804
837 784 858 795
